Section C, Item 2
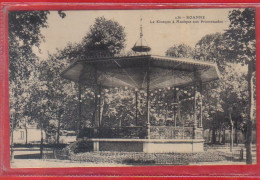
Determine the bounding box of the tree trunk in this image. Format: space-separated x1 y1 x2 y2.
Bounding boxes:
222 129 225 144
25 124 28 145
40 122 43 159
91 105 96 127
10 120 14 161
218 129 221 144
78 84 82 137
99 98 104 126
212 128 216 144
92 71 99 130
246 61 254 164
234 128 238 146
56 117 61 145
229 110 233 152
208 129 211 143
165 109 167 122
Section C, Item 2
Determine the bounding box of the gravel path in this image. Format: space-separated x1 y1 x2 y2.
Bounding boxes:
11 159 128 168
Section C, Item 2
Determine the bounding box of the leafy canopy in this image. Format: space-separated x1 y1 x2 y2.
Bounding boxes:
59 16 126 62
83 16 126 55
225 8 256 67
165 43 194 58
8 11 49 80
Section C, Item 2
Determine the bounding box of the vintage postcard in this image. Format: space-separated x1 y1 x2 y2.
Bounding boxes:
4 6 257 174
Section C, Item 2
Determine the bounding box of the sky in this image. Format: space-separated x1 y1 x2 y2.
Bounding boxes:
36 8 233 59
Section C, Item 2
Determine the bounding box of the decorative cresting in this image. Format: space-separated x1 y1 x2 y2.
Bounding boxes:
132 18 151 53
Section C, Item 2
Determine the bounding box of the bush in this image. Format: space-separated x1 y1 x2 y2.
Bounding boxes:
63 139 93 156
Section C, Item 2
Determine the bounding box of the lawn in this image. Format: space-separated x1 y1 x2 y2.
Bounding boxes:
65 151 232 165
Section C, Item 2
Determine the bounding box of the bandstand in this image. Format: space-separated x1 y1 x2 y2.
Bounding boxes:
61 54 220 153
60 26 220 153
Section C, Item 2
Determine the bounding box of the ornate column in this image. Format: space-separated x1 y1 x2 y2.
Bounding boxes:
172 88 176 128
135 88 138 126
146 58 151 139
193 70 203 139
193 70 199 139
197 81 204 140
98 86 101 128
193 84 197 139
199 81 203 128
92 65 99 137
77 82 82 138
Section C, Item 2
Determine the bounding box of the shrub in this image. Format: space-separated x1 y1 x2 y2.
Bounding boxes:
62 139 93 157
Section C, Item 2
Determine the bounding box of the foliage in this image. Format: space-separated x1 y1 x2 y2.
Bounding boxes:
194 32 250 141
8 11 49 49
8 10 256 164
9 11 49 130
58 16 126 63
201 65 248 133
53 17 127 130
26 53 81 143
193 8 256 154
194 33 230 72
225 8 256 67
9 15 127 137
8 11 49 81
66 140 93 154
225 8 256 164
8 11 69 142
83 16 126 55
165 43 194 58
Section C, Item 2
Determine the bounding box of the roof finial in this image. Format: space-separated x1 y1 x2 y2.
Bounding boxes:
132 17 151 53
140 18 143 39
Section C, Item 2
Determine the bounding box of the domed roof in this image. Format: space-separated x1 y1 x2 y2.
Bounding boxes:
132 38 151 53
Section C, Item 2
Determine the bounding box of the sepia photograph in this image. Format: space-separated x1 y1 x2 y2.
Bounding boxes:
8 8 256 168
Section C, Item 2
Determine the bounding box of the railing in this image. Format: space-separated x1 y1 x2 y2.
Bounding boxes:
150 126 194 139
79 127 146 139
98 126 146 139
80 126 203 139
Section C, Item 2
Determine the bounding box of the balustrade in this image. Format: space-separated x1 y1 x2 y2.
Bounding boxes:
80 125 203 139
150 126 194 139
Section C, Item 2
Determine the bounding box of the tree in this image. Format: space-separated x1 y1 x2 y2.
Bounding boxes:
83 16 126 56
196 60 249 145
194 29 251 146
33 54 79 144
8 11 49 80
59 16 126 63
8 11 49 122
101 88 137 128
220 66 248 146
8 11 49 160
56 17 127 133
225 8 256 164
194 32 231 72
9 11 67 157
165 43 194 58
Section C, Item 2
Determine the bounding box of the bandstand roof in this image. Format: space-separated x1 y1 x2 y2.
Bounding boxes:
60 55 220 90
